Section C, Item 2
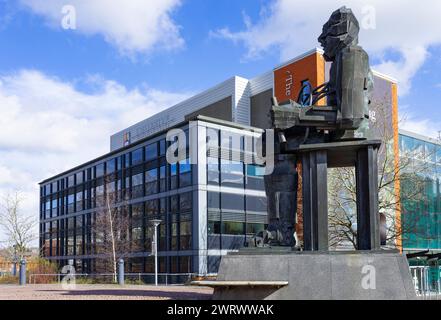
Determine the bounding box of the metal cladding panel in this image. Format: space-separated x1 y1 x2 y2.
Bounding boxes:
110 78 236 151
234 76 251 126
249 71 273 96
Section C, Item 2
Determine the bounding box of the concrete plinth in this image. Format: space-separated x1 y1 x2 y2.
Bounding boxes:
213 250 416 300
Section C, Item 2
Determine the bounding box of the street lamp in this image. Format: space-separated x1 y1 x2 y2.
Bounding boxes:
150 219 162 286
12 245 17 276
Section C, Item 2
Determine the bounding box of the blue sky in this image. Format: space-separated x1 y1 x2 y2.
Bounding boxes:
0 0 441 244
0 1 440 124
0 0 276 92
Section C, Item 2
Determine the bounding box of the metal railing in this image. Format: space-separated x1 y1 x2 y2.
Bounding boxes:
410 266 441 299
28 272 196 285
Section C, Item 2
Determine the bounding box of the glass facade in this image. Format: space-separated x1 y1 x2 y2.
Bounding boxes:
40 130 194 275
399 132 441 289
205 127 267 273
39 120 268 276
399 133 441 251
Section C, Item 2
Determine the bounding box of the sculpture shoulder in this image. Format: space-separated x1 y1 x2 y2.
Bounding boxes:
340 45 369 60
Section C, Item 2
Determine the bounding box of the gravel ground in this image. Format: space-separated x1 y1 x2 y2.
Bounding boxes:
0 284 213 300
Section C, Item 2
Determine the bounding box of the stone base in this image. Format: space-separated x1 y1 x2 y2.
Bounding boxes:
214 250 416 300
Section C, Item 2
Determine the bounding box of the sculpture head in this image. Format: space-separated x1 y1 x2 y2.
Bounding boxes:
318 6 360 62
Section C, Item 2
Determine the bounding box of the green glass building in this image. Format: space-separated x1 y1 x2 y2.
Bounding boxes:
399 129 441 292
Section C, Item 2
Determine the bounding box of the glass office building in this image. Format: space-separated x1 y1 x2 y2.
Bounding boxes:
399 129 441 290
39 48 400 277
399 129 441 251
39 117 267 275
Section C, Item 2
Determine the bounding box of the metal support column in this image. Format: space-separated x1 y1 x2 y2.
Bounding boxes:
302 150 328 251
356 145 380 250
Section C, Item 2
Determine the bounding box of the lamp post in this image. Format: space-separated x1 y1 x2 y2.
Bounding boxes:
12 245 17 276
150 219 162 286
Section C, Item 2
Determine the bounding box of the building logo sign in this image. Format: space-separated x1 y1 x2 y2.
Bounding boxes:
285 70 293 98
273 52 323 103
123 132 131 146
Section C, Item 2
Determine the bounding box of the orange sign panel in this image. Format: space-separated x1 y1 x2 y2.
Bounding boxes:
273 51 325 104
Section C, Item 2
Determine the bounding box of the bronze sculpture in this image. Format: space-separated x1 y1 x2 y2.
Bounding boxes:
254 6 374 248
205 7 416 300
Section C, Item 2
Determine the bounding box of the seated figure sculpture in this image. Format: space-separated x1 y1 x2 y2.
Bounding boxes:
252 6 374 248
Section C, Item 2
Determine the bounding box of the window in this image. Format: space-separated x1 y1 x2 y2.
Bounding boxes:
132 227 143 241
221 131 243 152
436 147 441 164
132 203 144 219
221 193 244 212
76 171 83 184
179 256 192 273
159 198 166 215
208 221 221 234
180 192 192 212
96 184 104 196
171 221 179 251
145 168 158 195
159 166 166 192
170 163 178 190
246 223 265 235
145 200 159 217
95 163 105 178
179 159 192 187
425 142 436 163
159 139 166 156
245 164 265 190
145 143 158 162
76 191 83 211
207 192 220 211
170 195 179 214
106 158 116 173
131 173 144 198
68 175 75 187
131 148 144 165
207 156 220 185
124 154 130 168
67 194 75 213
246 164 265 177
223 221 244 235
180 221 192 250
116 156 123 171
221 159 244 187
246 196 267 213
51 199 58 217
106 181 115 194
51 182 58 193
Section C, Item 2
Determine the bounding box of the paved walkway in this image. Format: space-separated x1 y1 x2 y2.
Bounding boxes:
0 284 213 300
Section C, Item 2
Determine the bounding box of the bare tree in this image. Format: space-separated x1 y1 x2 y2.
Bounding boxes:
327 97 435 250
0 191 37 261
92 176 140 282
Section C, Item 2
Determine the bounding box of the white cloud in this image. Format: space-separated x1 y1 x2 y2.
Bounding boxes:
19 0 184 55
211 0 441 95
400 117 441 141
0 70 191 245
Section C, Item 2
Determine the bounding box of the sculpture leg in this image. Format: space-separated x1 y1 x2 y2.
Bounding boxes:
302 150 328 251
263 154 298 247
